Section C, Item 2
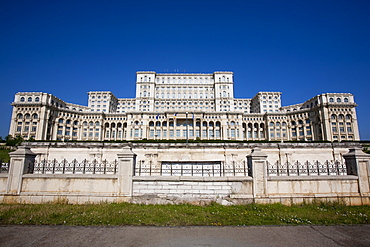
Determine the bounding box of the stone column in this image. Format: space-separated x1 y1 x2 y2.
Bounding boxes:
343 147 370 201
6 146 37 195
247 148 268 201
117 146 136 198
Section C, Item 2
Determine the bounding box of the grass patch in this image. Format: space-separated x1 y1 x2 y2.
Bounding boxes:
0 202 369 226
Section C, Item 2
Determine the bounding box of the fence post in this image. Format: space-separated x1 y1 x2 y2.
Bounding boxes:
6 146 37 195
117 146 136 199
343 147 370 201
247 147 268 202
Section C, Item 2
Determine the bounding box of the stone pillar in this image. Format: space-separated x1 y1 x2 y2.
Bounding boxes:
247 148 268 201
117 146 136 198
343 147 370 199
6 146 37 195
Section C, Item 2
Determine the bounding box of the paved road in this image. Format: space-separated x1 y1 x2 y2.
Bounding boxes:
1 225 369 247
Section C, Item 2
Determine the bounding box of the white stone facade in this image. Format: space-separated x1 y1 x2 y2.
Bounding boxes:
9 71 360 142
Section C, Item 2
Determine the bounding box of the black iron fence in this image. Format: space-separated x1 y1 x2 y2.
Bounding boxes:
267 160 347 176
135 161 250 177
32 159 118 174
0 159 9 173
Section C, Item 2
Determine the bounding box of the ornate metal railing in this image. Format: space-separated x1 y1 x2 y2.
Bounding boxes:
267 160 347 176
0 159 9 173
32 159 118 175
135 161 250 177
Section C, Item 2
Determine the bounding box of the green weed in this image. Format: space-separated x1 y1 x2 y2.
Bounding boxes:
0 202 369 226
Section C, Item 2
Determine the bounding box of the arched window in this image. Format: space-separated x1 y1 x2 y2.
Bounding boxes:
25 114 31 119
28 97 32 102
345 114 352 120
331 114 336 120
20 97 25 102
149 121 154 127
35 97 40 102
32 113 38 119
329 98 334 102
344 98 348 102
74 121 79 125
338 114 344 120
337 98 341 103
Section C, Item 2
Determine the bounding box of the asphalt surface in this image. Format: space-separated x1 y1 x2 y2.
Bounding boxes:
0 225 369 247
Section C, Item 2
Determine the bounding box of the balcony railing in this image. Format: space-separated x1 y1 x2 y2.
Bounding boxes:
135 161 250 177
31 159 118 174
267 160 347 176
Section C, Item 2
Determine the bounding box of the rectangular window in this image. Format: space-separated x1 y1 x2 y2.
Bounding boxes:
163 129 167 138
230 129 235 138
202 130 207 137
189 129 193 137
150 130 154 137
176 130 181 137
215 129 220 138
209 129 214 137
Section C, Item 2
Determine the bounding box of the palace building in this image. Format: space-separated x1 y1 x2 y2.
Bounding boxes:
9 71 360 142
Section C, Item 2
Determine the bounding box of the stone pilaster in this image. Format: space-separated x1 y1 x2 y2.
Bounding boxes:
117 146 136 197
343 147 370 198
6 146 37 195
247 148 268 200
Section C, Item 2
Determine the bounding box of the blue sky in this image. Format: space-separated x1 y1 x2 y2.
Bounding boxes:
1 0 369 140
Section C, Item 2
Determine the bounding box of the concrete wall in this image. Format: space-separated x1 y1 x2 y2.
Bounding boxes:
0 142 369 205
